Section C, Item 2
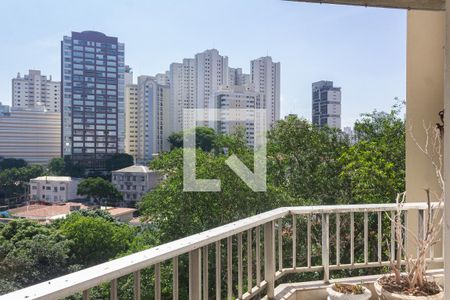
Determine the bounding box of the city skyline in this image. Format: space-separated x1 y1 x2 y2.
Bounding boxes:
0 0 406 128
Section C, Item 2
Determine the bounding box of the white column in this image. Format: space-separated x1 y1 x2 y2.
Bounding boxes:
444 2 450 298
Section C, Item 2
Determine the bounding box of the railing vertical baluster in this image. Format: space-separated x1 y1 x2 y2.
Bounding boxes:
227 236 232 300
189 249 201 300
402 210 409 255
154 263 161 300
278 218 282 271
264 221 275 299
364 212 368 264
135 270 142 300
292 215 297 269
203 246 209 300
350 212 354 265
256 226 261 287
307 214 311 268
390 211 395 264
110 279 118 300
404 211 409 257
418 209 425 258
215 241 221 300
173 257 179 300
247 229 253 294
336 213 340 266
321 213 330 283
83 289 89 300
378 211 382 263
430 208 435 259
238 233 243 299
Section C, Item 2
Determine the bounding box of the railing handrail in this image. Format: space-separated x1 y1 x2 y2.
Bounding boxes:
1 202 440 300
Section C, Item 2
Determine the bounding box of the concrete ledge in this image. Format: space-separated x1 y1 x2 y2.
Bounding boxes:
273 269 444 300
286 0 445 11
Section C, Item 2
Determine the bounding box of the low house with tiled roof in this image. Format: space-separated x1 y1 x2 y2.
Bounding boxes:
8 202 87 223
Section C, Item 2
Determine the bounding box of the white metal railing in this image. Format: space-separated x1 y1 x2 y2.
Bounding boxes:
1 203 443 300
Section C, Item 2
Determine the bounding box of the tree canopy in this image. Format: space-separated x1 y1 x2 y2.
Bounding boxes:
0 158 27 171
105 153 134 172
0 220 73 294
339 106 405 204
0 165 45 202
0 103 406 296
48 156 85 178
77 177 122 206
267 116 349 205
168 126 217 152
58 213 136 266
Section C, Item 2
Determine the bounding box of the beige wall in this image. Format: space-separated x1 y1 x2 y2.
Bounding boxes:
406 10 445 203
406 10 445 262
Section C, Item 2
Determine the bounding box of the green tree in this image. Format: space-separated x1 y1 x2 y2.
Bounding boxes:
0 165 45 201
0 220 72 294
48 156 85 178
168 126 217 152
59 213 136 266
339 105 405 204
0 158 27 171
77 177 122 206
140 147 289 241
267 115 349 205
105 153 134 172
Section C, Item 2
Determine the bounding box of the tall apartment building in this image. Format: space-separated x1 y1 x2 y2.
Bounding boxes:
61 31 125 170
135 76 170 163
195 49 229 127
311 80 341 129
155 72 170 85
125 84 138 158
0 105 61 164
214 85 263 146
250 56 281 127
229 67 250 87
12 70 61 112
169 58 196 133
169 49 229 132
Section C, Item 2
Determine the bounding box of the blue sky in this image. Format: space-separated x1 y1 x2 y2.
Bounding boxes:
0 0 406 127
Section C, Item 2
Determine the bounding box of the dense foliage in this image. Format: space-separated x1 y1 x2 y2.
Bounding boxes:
77 177 122 206
105 153 134 172
0 165 45 204
168 126 217 152
142 106 404 241
0 158 27 171
339 106 405 203
48 156 86 178
0 104 405 297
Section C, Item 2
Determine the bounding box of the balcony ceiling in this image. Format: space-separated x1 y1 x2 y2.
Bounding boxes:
286 0 445 10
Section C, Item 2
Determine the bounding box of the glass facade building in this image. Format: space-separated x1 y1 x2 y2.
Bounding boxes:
61 31 125 170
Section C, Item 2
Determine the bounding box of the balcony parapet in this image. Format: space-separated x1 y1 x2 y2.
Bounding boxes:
1 203 443 300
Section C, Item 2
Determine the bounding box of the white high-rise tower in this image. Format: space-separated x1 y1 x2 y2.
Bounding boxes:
250 56 281 127
169 59 196 133
12 70 61 112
